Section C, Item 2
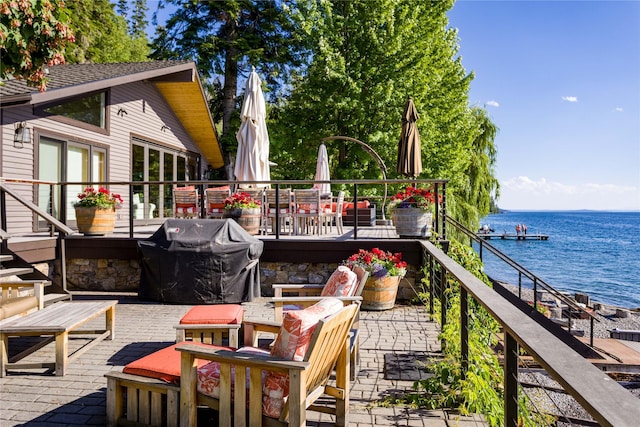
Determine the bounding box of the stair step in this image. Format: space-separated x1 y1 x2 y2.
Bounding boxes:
43 293 72 306
0 254 13 263
0 267 34 278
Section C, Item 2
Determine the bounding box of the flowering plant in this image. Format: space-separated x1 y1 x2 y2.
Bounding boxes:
387 186 436 215
74 187 123 209
224 192 261 210
344 248 407 278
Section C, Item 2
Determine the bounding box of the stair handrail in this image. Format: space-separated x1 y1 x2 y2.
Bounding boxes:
0 180 75 236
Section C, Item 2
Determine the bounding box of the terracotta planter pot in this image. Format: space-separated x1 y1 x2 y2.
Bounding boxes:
361 275 402 311
75 206 116 236
224 208 261 235
392 208 432 238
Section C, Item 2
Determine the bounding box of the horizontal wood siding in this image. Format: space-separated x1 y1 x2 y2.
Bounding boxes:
2 81 206 235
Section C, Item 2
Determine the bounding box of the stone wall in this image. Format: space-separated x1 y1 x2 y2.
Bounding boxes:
56 258 424 300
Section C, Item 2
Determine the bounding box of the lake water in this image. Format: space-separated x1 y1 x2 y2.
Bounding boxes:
476 211 640 309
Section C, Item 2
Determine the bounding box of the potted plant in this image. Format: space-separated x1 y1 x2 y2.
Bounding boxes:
344 248 407 310
387 186 435 238
223 191 262 234
74 187 123 235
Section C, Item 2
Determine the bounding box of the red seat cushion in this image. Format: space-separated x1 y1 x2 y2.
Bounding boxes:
180 304 244 325
123 342 233 384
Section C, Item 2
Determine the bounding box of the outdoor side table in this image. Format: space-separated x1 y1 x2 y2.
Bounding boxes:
175 304 243 347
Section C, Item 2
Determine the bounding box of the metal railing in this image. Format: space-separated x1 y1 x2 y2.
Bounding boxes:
421 239 640 427
446 215 600 345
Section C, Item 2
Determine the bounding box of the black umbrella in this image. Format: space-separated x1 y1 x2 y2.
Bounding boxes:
396 97 423 177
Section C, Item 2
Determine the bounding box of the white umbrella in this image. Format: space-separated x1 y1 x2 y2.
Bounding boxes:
313 143 331 196
234 66 270 188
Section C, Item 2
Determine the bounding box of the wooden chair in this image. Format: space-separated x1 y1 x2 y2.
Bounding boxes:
0 280 46 322
271 265 369 377
264 188 294 235
293 189 330 235
178 302 359 427
205 187 231 219
173 186 199 219
322 190 345 235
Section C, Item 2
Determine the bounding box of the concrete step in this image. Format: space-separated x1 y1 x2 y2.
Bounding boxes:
0 267 34 278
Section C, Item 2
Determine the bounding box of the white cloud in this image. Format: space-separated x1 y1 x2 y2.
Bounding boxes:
615 107 624 112
486 100 500 107
562 96 578 103
498 176 640 210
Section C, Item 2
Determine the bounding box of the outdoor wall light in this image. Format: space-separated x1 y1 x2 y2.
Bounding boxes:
13 122 31 147
117 107 128 116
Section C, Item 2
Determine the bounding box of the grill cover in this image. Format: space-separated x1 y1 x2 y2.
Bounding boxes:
138 219 263 304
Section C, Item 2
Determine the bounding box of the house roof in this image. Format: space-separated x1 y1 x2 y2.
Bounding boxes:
0 61 224 169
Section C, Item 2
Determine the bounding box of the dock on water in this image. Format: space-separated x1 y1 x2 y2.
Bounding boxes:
477 232 549 240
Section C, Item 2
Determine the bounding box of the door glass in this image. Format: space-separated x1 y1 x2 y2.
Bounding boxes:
67 145 90 220
148 148 160 218
38 138 62 223
163 152 174 218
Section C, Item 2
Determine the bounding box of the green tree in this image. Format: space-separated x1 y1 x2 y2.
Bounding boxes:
150 0 304 173
0 0 75 91
63 0 149 63
270 0 493 229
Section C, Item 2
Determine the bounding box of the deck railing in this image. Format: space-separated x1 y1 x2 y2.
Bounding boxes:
421 239 640 427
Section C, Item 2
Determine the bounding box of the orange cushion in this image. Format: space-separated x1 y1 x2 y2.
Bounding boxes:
180 305 243 325
123 342 233 384
343 201 370 211
176 203 197 208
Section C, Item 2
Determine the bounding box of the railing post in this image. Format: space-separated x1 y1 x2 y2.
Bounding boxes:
460 287 468 380
352 184 358 240
129 185 134 238
434 183 439 238
533 277 538 310
429 254 435 315
275 184 281 240
439 266 447 349
504 332 519 427
441 182 447 240
518 272 522 299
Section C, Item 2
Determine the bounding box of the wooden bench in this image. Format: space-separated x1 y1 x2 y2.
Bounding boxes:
0 300 117 376
0 281 47 321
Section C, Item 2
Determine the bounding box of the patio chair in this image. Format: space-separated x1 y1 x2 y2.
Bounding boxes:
264 188 294 235
173 186 199 219
293 189 331 235
205 186 231 219
271 265 368 377
322 190 345 235
178 299 360 426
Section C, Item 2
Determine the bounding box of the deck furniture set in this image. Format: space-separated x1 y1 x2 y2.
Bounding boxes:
105 264 363 426
173 185 369 236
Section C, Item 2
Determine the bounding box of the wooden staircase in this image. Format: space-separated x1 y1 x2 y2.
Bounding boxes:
0 250 70 306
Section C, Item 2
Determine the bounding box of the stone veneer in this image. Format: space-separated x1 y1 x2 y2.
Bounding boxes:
55 258 423 301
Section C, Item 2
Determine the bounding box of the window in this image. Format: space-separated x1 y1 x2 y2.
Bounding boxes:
40 91 107 130
132 138 198 219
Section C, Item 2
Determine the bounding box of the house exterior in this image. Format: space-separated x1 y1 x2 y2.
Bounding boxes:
0 61 223 234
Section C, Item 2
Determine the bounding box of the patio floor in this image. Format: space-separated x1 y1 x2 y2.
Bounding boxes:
0 296 487 426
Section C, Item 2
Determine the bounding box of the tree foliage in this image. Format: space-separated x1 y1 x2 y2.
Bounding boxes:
267 0 497 229
63 0 149 63
150 0 305 158
0 0 75 91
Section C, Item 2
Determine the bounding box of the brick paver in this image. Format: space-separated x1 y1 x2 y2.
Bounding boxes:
0 296 486 426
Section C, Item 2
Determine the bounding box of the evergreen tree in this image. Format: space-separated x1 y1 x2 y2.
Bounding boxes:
150 0 305 174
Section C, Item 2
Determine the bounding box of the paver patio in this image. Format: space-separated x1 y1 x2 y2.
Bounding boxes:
0 295 487 426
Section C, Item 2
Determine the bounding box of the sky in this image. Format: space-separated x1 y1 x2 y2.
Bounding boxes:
447 0 640 211
143 1 640 211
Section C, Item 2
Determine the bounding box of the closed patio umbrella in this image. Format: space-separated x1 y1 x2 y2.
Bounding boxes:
235 66 270 188
396 97 423 178
313 143 331 196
